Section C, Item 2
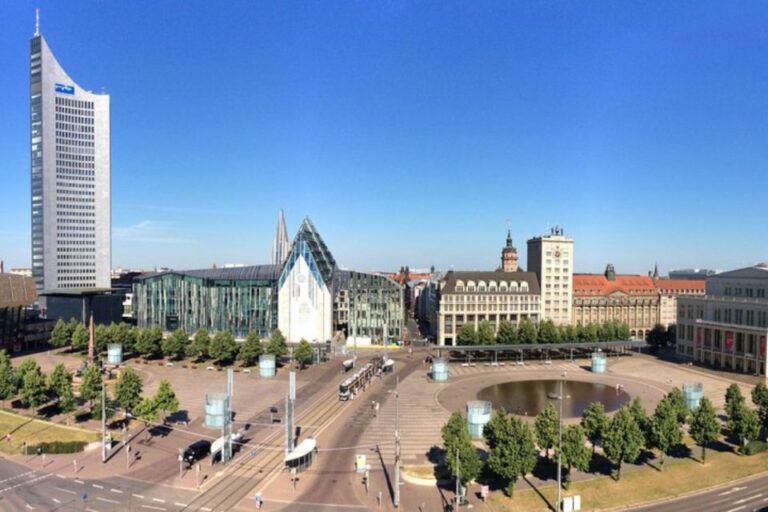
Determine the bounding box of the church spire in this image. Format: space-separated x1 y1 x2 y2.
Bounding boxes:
271 209 290 266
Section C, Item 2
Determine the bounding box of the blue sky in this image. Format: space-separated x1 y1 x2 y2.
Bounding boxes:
1 1 767 274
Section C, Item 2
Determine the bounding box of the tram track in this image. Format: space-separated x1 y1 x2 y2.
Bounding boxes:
181 368 367 511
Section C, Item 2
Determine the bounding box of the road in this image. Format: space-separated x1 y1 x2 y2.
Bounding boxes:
634 472 768 512
0 455 197 511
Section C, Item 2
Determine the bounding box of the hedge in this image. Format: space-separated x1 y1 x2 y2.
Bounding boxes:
742 440 768 456
27 440 88 454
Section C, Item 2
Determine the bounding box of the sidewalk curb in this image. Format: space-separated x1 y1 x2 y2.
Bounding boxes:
604 469 768 511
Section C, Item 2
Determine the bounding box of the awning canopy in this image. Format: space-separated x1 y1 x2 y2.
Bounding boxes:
284 438 316 463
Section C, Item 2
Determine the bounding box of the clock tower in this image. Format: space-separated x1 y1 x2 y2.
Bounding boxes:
501 229 519 272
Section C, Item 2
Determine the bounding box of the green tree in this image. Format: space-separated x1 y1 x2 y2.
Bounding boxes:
441 411 482 485
210 331 238 365
162 328 188 360
517 318 538 344
15 358 38 389
71 323 89 352
0 351 15 407
294 339 314 369
535 403 559 459
751 381 768 430
79 364 102 408
238 331 264 367
628 397 649 448
92 389 117 421
581 401 608 456
646 324 667 350
114 367 143 413
153 379 179 422
689 397 720 463
136 326 163 359
537 320 560 344
648 398 683 471
94 324 110 354
560 425 591 488
496 320 518 345
111 323 136 354
585 323 600 342
561 325 577 343
477 320 495 346
730 403 760 447
19 365 48 410
616 322 631 340
47 363 72 404
187 328 210 361
456 324 478 346
603 405 645 481
485 411 537 497
666 387 689 424
725 383 746 420
267 329 288 358
50 319 72 347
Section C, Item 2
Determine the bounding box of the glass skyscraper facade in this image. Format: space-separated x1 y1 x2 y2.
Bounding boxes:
30 32 111 295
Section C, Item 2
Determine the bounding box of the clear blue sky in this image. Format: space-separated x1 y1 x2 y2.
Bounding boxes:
1 1 767 274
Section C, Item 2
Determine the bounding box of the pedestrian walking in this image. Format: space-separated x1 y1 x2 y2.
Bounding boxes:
374 401 380 417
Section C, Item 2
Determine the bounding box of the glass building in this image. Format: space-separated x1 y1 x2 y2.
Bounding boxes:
133 217 404 342
133 266 279 338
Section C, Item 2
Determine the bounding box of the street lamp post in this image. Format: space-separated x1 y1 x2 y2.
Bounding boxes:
548 371 568 512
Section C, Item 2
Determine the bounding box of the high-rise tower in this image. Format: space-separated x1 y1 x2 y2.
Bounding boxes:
30 18 111 294
527 226 574 325
271 209 290 265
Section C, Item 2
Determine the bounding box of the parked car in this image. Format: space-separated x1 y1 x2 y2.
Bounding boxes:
183 440 211 465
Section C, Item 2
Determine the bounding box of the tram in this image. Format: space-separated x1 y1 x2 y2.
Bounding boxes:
338 357 382 401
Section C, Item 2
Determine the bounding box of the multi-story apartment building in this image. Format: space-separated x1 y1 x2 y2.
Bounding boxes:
527 227 574 325
676 264 768 376
30 29 111 296
437 270 540 346
572 264 659 340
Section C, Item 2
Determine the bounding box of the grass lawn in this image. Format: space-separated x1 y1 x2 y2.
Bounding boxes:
0 410 99 455
489 442 768 511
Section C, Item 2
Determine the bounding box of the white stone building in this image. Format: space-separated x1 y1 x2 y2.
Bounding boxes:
677 264 768 377
527 227 573 325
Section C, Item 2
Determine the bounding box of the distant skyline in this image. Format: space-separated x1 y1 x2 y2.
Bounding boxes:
1 2 767 274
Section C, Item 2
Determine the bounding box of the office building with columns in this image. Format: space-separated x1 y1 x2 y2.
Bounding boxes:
676 264 768 376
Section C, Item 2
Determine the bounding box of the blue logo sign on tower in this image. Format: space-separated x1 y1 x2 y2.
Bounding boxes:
55 83 74 95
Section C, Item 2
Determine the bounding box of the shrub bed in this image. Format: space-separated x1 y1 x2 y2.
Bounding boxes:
742 440 768 456
27 440 88 454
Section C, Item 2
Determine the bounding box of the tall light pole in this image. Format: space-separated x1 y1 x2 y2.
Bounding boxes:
101 374 107 463
394 376 400 508
556 371 567 512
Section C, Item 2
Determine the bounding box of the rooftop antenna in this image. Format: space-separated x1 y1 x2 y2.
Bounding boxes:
35 8 40 36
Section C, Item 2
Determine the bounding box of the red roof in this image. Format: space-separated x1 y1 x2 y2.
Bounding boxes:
655 279 705 293
573 274 657 297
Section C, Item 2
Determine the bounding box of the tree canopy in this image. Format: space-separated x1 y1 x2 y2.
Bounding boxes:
114 367 143 413
441 411 482 485
209 331 239 364
162 328 189 360
496 320 518 345
238 331 264 367
561 425 591 488
602 405 645 481
581 401 608 456
456 324 478 346
648 397 683 471
689 397 719 463
187 328 210 360
294 339 314 369
267 329 288 358
534 403 559 460
485 410 536 496
476 321 495 345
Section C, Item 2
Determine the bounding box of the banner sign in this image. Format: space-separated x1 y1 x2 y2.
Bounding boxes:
725 331 734 351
